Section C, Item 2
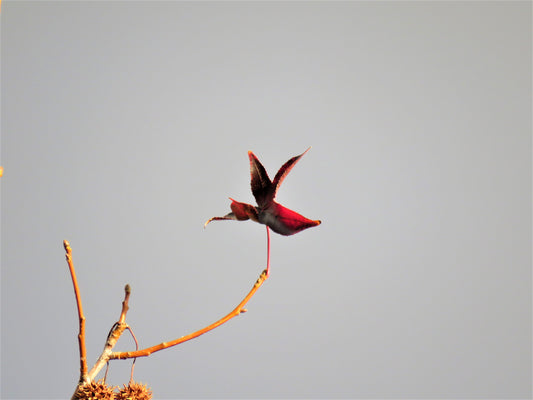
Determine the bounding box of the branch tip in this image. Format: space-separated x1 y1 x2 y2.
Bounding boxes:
257 270 268 282
125 284 131 295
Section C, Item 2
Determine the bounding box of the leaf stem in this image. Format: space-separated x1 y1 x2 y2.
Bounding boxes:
266 226 271 277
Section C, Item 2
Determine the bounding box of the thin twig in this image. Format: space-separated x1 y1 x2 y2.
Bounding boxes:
104 362 110 383
64 240 88 383
87 285 131 381
127 326 139 384
119 284 131 324
109 269 268 360
68 237 270 389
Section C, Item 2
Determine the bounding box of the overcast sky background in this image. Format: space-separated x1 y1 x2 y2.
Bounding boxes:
1 1 531 399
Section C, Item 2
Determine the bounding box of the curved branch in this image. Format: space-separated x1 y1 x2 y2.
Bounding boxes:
67 228 271 387
110 269 268 360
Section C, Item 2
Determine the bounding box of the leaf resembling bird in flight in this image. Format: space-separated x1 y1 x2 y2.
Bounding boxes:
205 148 321 236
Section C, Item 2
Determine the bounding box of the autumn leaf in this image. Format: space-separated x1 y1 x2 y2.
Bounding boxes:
205 148 321 236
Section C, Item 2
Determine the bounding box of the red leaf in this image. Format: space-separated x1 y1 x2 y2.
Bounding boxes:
205 148 321 236
271 147 310 200
230 198 258 222
260 201 321 236
248 151 271 208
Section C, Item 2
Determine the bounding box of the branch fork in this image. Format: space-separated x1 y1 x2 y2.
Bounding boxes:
65 237 269 397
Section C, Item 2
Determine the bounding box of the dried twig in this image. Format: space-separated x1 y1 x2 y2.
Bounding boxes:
66 236 269 393
109 268 268 360
64 240 88 384
126 326 139 384
119 284 131 324
87 285 131 381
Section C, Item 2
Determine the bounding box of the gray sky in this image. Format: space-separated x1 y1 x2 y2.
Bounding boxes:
1 1 531 399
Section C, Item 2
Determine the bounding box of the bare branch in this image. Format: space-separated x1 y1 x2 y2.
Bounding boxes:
110 269 268 360
67 230 270 392
64 240 88 384
87 285 131 381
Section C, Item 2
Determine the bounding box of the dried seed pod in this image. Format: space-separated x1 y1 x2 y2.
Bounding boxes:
115 381 152 400
73 380 116 400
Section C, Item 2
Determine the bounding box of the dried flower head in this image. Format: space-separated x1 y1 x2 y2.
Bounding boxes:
73 380 116 400
115 381 153 400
